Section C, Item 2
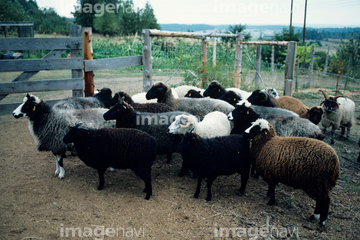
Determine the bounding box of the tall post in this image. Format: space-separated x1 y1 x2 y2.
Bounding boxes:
234 34 243 88
323 45 330 75
200 38 207 88
271 45 275 72
295 56 300 92
213 38 217 67
70 25 83 98
302 0 307 46
335 60 342 96
83 27 94 97
142 29 152 92
344 54 352 91
255 45 262 89
289 0 294 34
284 41 297 96
308 44 315 87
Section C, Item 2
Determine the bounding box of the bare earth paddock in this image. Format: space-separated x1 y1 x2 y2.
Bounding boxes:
1 77 360 240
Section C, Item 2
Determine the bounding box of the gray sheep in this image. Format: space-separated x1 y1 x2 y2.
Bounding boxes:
63 125 157 200
12 94 115 179
145 82 234 120
243 119 340 226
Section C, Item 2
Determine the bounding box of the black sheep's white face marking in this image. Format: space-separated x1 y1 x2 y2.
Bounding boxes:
13 94 41 118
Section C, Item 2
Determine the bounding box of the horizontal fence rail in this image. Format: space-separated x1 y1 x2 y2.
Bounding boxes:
0 58 83 72
84 55 142 72
0 37 83 51
0 78 83 95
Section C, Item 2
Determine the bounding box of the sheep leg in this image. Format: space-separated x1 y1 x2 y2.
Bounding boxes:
330 128 335 145
239 170 250 194
205 177 216 201
340 126 345 136
97 168 106 190
346 126 351 140
132 166 152 200
266 183 276 206
166 153 172 163
178 162 189 177
319 196 330 226
194 177 202 198
54 154 65 179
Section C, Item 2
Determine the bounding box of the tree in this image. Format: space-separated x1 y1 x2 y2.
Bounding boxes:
73 0 102 30
139 2 159 30
221 24 251 47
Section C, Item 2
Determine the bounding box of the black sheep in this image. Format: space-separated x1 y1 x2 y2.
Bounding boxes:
103 98 185 163
184 89 204 98
112 91 175 113
63 125 157 200
218 90 242 106
177 132 251 201
247 90 280 107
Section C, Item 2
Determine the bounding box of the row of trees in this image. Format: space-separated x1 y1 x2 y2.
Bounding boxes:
0 0 71 35
73 0 160 36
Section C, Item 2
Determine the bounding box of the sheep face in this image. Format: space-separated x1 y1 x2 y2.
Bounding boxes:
219 90 241 106
103 99 131 121
13 94 41 119
247 90 268 105
146 82 168 100
203 81 224 98
184 90 203 98
176 132 199 153
168 115 193 135
63 125 89 144
308 107 324 125
243 119 270 140
321 97 340 113
228 102 252 121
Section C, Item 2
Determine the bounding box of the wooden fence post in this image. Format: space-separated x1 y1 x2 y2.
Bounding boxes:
255 45 262 89
323 45 330 75
83 27 94 97
142 29 152 92
284 41 297 96
213 38 217 67
308 44 315 87
295 56 299 92
70 25 83 98
234 34 243 88
201 38 207 88
271 45 275 72
344 54 352 91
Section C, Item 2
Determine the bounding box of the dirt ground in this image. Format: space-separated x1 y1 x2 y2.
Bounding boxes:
1 111 360 240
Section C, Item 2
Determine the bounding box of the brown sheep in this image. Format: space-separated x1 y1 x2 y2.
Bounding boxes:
277 96 323 125
243 119 340 227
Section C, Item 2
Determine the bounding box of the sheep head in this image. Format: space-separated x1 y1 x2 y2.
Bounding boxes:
103 97 133 121
184 89 203 98
146 82 169 100
203 80 225 98
243 118 275 140
63 124 90 144
319 90 342 113
13 94 42 119
176 131 200 153
308 106 324 125
218 90 242 106
247 90 269 105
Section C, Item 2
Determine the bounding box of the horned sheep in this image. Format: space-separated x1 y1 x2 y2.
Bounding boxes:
319 90 355 144
12 94 115 179
277 96 324 125
145 82 235 120
243 119 340 226
177 131 251 201
63 125 157 200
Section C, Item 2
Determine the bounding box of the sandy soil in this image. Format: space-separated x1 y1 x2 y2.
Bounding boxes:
1 111 360 240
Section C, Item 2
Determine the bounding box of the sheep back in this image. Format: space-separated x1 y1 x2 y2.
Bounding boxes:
277 96 309 117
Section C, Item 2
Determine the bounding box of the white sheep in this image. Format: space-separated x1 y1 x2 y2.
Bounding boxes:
319 90 355 144
168 111 231 138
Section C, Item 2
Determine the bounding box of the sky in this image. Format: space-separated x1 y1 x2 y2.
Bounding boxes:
35 0 360 27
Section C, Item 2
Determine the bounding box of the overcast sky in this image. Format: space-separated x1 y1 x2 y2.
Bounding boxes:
36 0 360 27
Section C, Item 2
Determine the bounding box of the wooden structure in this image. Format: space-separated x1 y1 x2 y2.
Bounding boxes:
0 21 34 38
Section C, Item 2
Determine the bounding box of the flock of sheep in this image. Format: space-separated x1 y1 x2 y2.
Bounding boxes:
12 80 357 227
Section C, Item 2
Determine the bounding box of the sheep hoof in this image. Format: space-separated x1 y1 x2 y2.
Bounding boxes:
193 193 199 199
97 186 103 190
330 140 334 145
144 195 151 200
267 199 275 206
58 176 64 180
205 196 211 202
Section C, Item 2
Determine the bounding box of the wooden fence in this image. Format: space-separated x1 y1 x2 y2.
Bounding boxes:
0 25 143 115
